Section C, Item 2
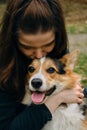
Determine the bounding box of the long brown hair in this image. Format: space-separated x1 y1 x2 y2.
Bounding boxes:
0 0 68 99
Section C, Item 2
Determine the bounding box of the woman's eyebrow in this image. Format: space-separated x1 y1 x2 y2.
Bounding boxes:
43 39 55 47
18 42 32 49
18 39 55 49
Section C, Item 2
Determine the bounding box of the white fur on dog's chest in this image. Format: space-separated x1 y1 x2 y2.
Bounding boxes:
42 104 84 130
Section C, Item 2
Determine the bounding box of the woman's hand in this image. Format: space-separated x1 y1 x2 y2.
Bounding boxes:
60 84 84 104
45 84 84 114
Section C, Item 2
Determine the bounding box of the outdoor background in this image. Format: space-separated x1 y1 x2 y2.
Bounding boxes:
0 0 87 86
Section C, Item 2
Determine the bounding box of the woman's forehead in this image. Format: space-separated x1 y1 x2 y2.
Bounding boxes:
18 30 55 47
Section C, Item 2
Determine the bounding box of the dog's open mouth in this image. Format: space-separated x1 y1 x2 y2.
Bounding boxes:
31 86 56 104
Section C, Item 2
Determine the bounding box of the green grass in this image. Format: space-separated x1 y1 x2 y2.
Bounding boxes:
66 23 87 34
75 53 87 87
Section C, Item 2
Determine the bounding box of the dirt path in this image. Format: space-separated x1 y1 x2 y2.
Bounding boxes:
68 34 87 53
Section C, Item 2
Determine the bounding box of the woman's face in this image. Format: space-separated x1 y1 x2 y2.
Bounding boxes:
18 30 55 59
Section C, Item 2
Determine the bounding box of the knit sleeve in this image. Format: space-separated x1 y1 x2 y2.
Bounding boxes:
9 104 52 130
0 90 52 130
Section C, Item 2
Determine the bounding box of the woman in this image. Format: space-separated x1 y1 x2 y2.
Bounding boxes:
0 0 85 130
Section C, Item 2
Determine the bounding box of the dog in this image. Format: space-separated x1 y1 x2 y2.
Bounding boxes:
22 50 87 130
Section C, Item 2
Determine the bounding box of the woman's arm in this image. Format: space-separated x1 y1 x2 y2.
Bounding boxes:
9 104 52 130
0 89 52 130
0 84 84 130
45 84 84 113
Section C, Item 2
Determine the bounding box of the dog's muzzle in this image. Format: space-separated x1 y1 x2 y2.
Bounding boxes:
30 77 56 104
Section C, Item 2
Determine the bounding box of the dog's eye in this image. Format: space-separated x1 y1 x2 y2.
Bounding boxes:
27 66 35 73
47 67 55 73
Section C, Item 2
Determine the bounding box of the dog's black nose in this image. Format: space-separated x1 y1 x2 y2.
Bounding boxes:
31 78 42 89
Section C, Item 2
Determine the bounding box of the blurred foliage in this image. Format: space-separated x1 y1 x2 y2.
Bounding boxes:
59 0 87 24
74 53 87 86
67 23 87 34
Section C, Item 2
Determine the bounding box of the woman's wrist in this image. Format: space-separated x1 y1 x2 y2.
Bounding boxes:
44 94 62 114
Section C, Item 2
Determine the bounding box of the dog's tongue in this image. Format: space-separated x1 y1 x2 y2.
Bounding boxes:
31 92 45 104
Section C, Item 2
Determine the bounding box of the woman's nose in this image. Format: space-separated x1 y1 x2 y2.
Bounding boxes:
34 48 45 59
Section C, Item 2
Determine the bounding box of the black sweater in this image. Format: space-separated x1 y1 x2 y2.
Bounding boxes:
0 89 52 130
0 87 87 130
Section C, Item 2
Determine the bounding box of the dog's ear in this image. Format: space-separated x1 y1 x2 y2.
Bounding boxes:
59 49 80 70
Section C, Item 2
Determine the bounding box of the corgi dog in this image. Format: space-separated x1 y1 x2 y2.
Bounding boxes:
22 50 87 130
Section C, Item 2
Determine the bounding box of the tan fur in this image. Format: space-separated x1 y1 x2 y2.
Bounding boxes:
22 50 87 130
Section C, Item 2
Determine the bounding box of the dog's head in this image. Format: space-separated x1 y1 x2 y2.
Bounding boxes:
26 50 81 104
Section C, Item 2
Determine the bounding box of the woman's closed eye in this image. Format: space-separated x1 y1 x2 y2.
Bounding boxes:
18 39 55 50
43 40 55 48
18 43 34 50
